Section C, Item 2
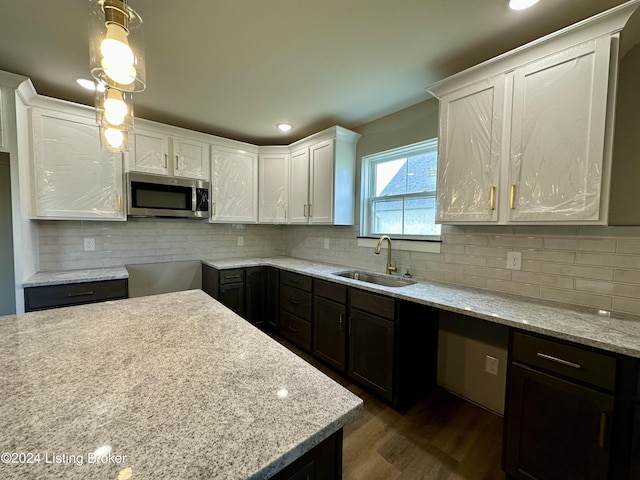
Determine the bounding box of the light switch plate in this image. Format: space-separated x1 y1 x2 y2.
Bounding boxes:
237 236 244 246
324 238 330 249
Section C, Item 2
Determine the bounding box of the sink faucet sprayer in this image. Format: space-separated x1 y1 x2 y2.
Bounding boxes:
374 235 397 275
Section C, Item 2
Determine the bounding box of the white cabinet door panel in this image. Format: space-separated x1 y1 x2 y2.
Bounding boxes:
211 147 258 223
259 153 289 223
309 139 334 224
289 148 310 223
132 130 169 175
436 79 503 223
32 110 124 219
173 137 208 179
508 38 610 222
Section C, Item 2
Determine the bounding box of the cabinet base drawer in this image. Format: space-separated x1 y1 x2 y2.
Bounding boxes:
512 332 616 391
25 279 129 312
280 310 311 351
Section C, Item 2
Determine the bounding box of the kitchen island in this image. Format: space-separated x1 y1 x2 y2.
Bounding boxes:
0 290 362 479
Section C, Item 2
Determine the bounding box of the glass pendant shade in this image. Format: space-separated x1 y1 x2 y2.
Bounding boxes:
89 0 146 92
95 87 134 152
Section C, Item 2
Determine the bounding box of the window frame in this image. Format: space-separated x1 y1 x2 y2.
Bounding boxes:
360 139 440 241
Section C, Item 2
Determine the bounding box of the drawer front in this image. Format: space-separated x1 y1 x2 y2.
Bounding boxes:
25 279 128 312
219 268 245 285
280 310 312 351
349 288 395 320
512 332 616 390
280 284 312 321
280 271 312 292
314 279 346 304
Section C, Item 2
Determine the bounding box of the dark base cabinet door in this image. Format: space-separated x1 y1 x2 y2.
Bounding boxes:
631 405 640 479
219 283 244 317
266 267 279 331
246 267 266 328
313 296 347 372
348 308 394 401
503 363 614 480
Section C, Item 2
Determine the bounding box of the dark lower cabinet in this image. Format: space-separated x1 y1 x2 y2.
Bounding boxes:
349 307 395 401
269 428 343 480
24 279 128 312
279 271 313 351
266 267 279 331
502 331 640 480
313 280 347 372
631 404 640 479
503 363 614 480
246 267 266 328
219 282 245 317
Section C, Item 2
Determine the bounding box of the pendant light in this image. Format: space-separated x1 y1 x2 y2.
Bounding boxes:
89 0 145 152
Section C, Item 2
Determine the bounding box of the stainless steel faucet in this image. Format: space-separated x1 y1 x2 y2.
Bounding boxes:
374 235 397 275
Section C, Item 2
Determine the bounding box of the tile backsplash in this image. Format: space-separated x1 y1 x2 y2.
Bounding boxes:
38 220 640 316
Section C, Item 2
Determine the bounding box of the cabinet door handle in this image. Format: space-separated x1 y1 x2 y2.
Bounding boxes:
288 297 300 305
117 195 122 213
489 186 495 210
163 153 168 168
509 184 516 209
175 155 179 170
598 412 606 449
303 204 308 217
309 204 313 217
536 352 582 370
284 205 287 220
339 314 344 332
66 291 94 298
348 316 352 336
212 202 217 216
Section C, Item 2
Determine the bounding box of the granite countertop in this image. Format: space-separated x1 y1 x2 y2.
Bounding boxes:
23 256 640 357
0 290 363 480
203 256 640 359
23 266 129 287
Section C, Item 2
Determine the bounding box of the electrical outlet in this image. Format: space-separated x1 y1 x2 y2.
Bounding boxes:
324 238 330 249
83 238 95 252
237 236 244 246
485 355 499 376
507 251 522 270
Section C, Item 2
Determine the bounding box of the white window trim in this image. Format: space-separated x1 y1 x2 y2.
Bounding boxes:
360 139 441 246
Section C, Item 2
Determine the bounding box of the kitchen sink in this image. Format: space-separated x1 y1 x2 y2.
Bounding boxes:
332 270 417 288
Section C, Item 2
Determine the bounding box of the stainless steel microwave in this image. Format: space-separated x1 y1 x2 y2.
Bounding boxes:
127 172 209 218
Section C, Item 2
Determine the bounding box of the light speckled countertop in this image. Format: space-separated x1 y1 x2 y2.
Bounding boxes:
0 290 363 480
23 267 128 287
203 256 640 359
23 256 640 357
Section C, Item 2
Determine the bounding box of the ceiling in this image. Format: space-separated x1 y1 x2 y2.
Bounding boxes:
0 0 633 144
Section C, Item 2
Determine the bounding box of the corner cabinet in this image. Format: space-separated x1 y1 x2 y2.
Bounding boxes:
30 105 125 220
288 126 361 225
210 145 258 223
428 3 640 225
258 149 289 223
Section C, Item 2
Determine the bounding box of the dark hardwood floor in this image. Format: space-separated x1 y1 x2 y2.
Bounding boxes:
269 334 507 480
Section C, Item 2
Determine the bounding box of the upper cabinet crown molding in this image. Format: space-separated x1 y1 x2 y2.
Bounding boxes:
427 1 640 99
427 1 640 226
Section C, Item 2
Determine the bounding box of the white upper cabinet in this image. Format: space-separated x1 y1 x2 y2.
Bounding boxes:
210 145 258 223
258 150 289 223
130 122 208 180
0 88 4 149
288 126 360 225
428 2 639 225
31 106 124 220
436 78 504 223
507 39 610 222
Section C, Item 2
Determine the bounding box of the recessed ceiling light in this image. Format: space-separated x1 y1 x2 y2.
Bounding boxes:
509 0 539 10
276 123 292 132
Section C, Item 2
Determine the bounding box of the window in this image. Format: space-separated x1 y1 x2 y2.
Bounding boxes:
361 139 440 240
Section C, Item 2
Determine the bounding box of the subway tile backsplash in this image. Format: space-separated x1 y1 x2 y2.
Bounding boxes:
38 221 640 316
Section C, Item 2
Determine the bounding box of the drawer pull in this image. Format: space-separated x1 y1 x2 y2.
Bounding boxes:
224 275 241 280
536 352 582 370
598 412 606 449
288 324 299 333
288 298 300 305
66 291 95 298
